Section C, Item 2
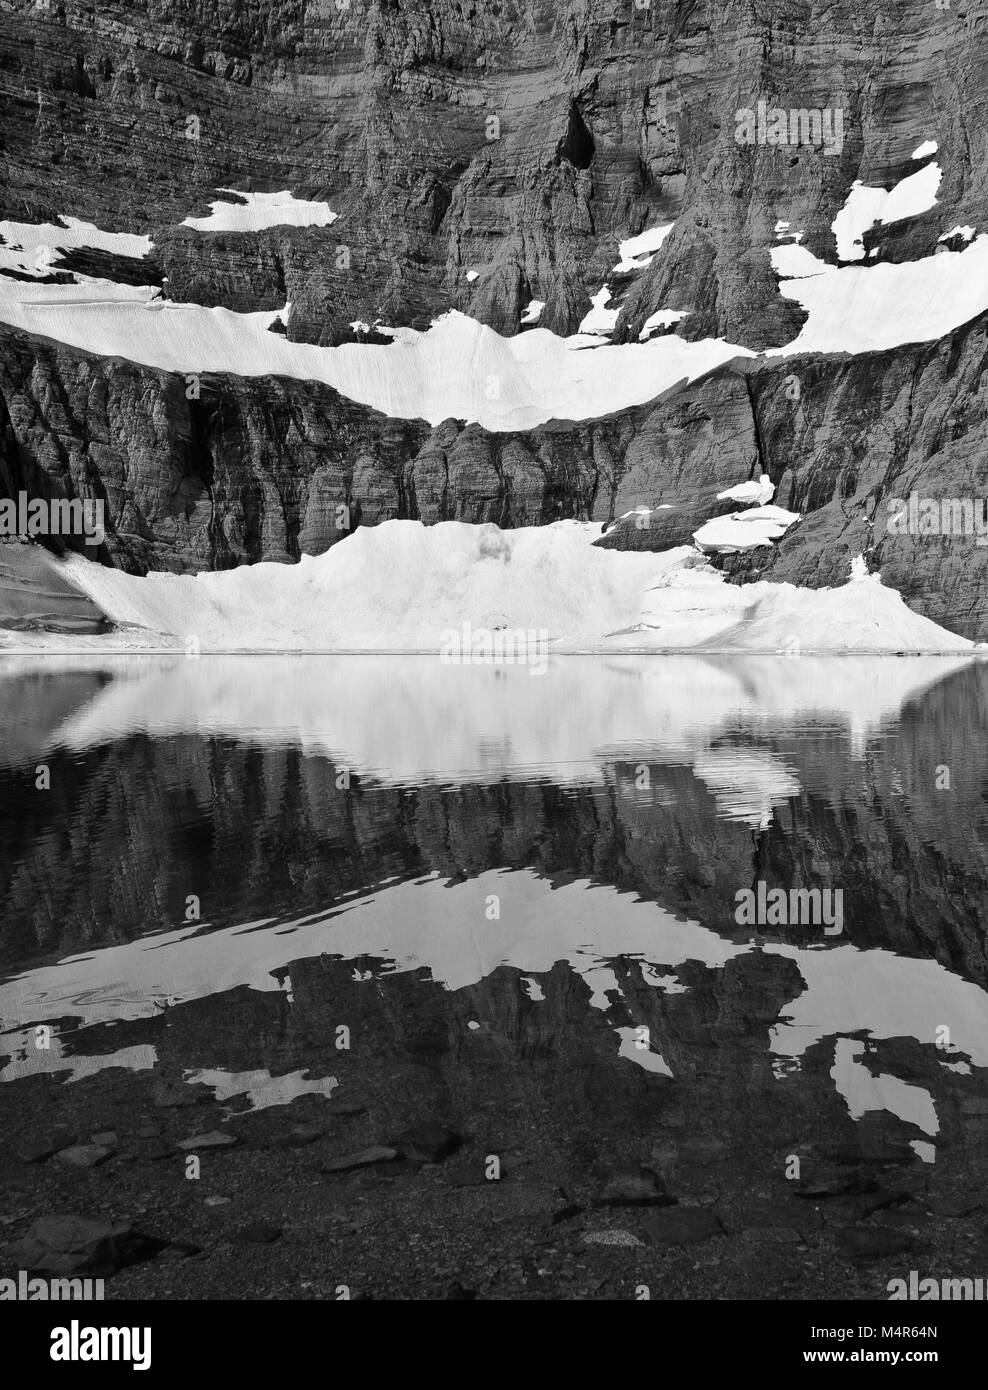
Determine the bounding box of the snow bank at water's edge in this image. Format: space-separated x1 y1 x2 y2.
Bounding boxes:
0 521 971 654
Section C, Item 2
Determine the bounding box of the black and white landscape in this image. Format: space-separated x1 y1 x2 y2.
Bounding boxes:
1 0 988 1331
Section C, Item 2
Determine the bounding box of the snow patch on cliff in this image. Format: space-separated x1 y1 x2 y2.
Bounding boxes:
769 231 988 357
0 217 152 279
578 286 620 335
612 223 675 274
832 163 942 262
693 504 800 554
181 190 338 232
639 308 689 339
717 474 775 506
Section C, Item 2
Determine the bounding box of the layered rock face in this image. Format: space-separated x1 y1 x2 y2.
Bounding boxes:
3 0 984 343
1 1 987 632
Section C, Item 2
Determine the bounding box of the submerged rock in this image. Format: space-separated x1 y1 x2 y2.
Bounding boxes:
583 1229 645 1248
54 1145 115 1169
4 1215 152 1276
175 1132 238 1151
393 1126 461 1164
322 1146 398 1173
836 1228 926 1261
16 1131 77 1164
595 1166 673 1208
230 1225 282 1245
642 1209 724 1249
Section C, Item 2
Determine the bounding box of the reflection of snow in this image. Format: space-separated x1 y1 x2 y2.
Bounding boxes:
692 747 801 828
768 941 988 1154
616 1028 674 1075
641 965 687 993
768 942 988 1071
1 651 972 786
3 869 986 1136
0 1029 155 1084
185 1067 339 1111
831 1037 938 1136
0 872 743 1089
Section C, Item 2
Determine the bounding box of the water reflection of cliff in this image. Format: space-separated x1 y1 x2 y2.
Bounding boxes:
1 654 987 1187
1 654 985 973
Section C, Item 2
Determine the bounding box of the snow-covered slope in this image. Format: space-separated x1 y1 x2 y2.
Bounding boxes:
3 521 969 654
0 275 748 431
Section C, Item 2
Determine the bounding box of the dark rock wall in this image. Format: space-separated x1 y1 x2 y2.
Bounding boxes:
2 1 984 345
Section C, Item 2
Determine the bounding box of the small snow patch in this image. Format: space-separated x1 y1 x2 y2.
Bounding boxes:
579 286 620 336
693 505 800 554
639 308 689 339
612 223 675 275
717 474 775 507
182 190 337 233
939 225 976 244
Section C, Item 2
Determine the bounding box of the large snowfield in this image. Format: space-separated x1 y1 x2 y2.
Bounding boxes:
0 280 749 431
0 520 972 654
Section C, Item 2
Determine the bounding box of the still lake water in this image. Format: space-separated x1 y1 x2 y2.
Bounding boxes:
2 653 988 1251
